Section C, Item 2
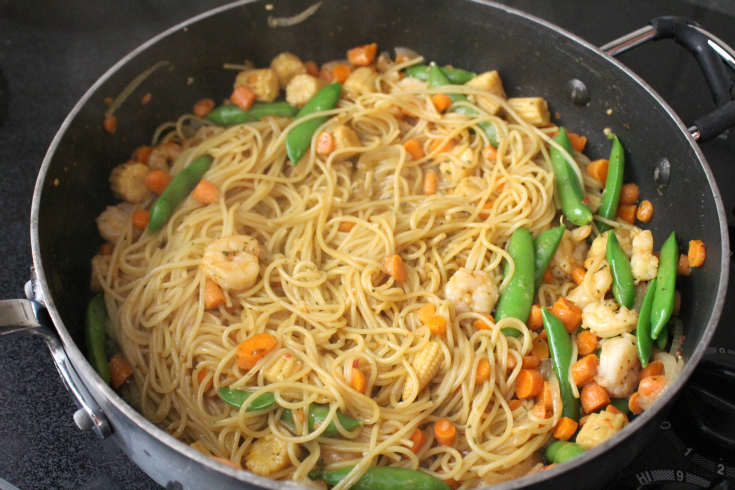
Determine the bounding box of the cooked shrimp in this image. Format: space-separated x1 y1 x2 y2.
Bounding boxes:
96 202 135 243
595 333 640 398
90 254 111 292
565 261 613 309
582 300 638 338
148 142 182 171
201 235 260 290
585 229 635 268
439 147 476 183
452 176 486 197
630 229 659 282
392 76 427 93
444 267 498 315
550 229 589 278
109 161 150 203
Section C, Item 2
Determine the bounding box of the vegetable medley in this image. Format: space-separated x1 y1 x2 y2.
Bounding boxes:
88 40 708 488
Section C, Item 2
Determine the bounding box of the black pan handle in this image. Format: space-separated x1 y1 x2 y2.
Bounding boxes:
601 16 735 143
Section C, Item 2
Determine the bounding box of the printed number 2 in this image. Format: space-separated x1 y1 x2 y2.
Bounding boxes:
718 464 725 475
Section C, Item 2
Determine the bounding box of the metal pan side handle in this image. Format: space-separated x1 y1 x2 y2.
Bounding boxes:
0 297 112 439
601 16 735 142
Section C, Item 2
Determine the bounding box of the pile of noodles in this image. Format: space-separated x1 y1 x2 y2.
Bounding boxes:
96 57 594 489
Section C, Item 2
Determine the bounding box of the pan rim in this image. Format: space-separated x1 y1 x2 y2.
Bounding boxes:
29 0 730 488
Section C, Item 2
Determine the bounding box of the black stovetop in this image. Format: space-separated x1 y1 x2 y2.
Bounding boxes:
0 1 734 489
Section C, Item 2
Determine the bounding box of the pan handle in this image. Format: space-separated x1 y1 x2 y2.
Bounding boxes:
601 16 735 143
0 296 112 439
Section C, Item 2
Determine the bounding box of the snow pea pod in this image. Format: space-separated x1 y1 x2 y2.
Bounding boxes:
545 440 586 464
550 128 592 226
636 277 658 368
426 63 498 147
310 465 451 490
217 388 277 411
85 295 110 384
656 325 669 350
651 232 679 339
405 64 476 85
541 307 580 421
596 133 625 233
534 224 566 291
286 83 342 165
148 155 213 232
282 404 362 436
606 231 635 309
495 227 535 337
206 101 299 126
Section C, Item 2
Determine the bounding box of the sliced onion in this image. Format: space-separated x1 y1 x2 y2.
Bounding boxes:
267 2 322 28
105 60 171 118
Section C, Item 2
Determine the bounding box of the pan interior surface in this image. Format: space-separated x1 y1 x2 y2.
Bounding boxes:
31 0 727 488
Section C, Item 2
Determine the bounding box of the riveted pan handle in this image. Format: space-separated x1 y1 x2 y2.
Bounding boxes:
601 16 735 142
0 297 112 439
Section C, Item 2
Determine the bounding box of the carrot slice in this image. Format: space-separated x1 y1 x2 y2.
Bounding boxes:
571 267 586 285
553 417 579 441
103 115 117 134
571 354 599 386
205 278 226 309
197 368 214 393
145 170 173 195
688 240 706 267
527 305 543 330
483 145 497 161
384 255 408 282
506 353 517 372
639 375 666 397
434 419 456 446
236 333 277 370
109 353 133 389
576 330 598 357
350 368 368 394
637 200 654 222
531 336 550 360
543 268 554 284
132 209 150 230
473 313 494 331
586 159 609 184
629 392 643 414
430 138 456 153
475 358 491 384
338 221 355 232
619 183 639 204
333 64 352 84
404 139 425 161
567 132 587 152
132 145 153 165
407 428 427 454
515 369 544 398
580 380 610 413
522 355 540 369
432 94 453 113
423 171 438 195
550 298 582 333
347 43 378 66
304 61 319 77
316 131 335 155
191 179 220 204
677 254 690 276
193 98 216 118
508 399 522 411
231 85 256 111
417 303 436 324
617 204 637 224
426 315 447 335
